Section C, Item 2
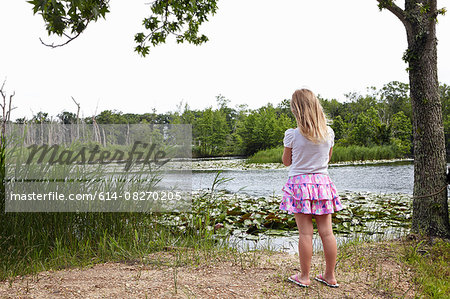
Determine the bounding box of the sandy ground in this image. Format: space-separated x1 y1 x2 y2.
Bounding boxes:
0 242 416 299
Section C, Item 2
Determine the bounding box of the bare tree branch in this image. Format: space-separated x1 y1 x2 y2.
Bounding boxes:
71 96 81 119
7 92 15 122
0 79 6 92
0 80 15 141
71 96 81 138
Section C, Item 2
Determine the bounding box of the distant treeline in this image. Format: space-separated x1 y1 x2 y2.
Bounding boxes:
16 82 450 159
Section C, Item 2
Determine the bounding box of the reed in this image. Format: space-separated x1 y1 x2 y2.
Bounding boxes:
330 145 399 162
0 209 220 281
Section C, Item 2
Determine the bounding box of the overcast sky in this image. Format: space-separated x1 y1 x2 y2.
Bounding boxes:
1 1 449 120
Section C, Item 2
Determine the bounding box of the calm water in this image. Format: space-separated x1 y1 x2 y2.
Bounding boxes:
192 162 416 197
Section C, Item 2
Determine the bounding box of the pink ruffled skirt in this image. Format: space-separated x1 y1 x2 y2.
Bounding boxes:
280 173 343 215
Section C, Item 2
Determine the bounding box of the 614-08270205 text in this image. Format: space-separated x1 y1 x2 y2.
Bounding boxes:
9 191 184 201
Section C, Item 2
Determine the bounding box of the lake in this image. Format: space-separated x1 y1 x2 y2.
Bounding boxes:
101 158 447 253
191 160 416 196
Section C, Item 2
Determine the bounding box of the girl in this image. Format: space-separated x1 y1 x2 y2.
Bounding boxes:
280 89 343 288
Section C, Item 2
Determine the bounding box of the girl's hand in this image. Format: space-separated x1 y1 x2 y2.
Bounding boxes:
282 147 292 166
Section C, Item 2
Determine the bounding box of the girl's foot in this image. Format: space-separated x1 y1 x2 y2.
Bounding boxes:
314 274 339 288
288 273 310 287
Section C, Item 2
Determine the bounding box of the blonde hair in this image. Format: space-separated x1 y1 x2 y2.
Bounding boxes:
290 89 329 143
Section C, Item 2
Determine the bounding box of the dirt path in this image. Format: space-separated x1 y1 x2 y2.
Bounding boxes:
0 242 416 298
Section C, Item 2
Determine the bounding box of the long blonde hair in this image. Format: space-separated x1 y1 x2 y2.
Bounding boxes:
290 89 329 143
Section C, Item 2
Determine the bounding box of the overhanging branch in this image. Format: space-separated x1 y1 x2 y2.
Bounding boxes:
39 26 86 48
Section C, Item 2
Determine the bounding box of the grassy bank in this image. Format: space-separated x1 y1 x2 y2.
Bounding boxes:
1 235 448 298
335 237 450 298
248 145 403 164
401 236 450 297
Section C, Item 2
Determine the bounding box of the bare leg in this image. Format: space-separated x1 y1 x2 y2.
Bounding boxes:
315 214 337 285
293 213 313 285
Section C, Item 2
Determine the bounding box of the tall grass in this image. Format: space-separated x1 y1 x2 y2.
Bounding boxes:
247 147 283 164
0 211 219 281
401 239 450 298
330 145 400 163
247 145 403 164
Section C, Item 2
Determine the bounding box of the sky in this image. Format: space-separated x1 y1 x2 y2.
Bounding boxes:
1 0 449 120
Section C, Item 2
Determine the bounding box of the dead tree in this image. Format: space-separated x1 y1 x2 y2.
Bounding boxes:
71 96 81 139
0 79 17 146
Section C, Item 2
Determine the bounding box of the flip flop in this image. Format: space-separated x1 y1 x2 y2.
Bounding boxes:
288 274 309 288
314 274 339 288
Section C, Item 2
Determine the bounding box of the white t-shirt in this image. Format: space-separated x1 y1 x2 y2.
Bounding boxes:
283 126 334 177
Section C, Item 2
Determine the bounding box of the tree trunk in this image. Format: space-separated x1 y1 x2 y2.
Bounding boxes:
403 0 450 237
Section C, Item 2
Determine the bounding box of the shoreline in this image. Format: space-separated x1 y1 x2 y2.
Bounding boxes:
329 158 414 167
190 157 414 171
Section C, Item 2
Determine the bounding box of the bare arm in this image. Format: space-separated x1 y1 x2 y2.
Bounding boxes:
282 147 292 166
